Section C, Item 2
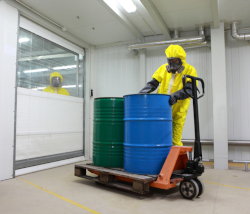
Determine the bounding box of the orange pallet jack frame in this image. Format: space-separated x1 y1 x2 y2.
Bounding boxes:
150 146 192 189
89 146 192 190
75 146 198 197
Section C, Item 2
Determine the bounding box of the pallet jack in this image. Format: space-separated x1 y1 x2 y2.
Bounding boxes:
75 75 205 200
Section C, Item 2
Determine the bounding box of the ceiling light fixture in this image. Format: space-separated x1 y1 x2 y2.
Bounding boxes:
23 68 49 73
103 0 136 13
62 85 76 88
116 0 136 13
103 0 116 11
53 65 77 70
19 38 30 43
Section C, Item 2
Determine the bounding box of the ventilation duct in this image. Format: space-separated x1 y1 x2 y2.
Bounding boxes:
127 26 206 50
231 22 250 41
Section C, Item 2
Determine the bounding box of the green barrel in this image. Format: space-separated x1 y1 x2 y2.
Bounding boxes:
93 97 124 167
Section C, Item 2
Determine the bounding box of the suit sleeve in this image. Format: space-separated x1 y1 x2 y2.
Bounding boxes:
152 64 167 83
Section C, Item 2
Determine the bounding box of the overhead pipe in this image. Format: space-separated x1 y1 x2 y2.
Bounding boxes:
182 41 211 50
127 26 205 50
231 22 250 41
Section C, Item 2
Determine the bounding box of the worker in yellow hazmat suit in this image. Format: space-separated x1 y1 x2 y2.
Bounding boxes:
43 71 70 96
139 45 197 146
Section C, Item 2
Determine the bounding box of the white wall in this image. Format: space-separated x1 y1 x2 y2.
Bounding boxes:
225 30 250 141
225 29 250 161
16 88 84 160
95 45 140 97
0 1 18 180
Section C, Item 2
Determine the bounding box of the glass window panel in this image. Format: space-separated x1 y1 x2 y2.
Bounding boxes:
18 28 84 98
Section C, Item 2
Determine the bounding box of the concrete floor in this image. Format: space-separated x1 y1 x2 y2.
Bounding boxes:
0 162 250 214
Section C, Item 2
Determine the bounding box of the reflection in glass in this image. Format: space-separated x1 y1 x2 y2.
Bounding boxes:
43 72 70 96
18 28 84 98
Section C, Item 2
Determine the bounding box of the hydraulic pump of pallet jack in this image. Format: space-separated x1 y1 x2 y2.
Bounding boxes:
182 75 205 176
186 159 204 174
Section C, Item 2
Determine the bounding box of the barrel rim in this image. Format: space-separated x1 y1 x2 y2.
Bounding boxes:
123 94 171 97
94 97 124 100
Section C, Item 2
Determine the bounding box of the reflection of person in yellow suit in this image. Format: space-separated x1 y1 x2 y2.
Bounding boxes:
139 45 197 146
43 71 70 96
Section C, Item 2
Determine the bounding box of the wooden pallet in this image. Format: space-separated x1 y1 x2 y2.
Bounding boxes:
75 164 157 194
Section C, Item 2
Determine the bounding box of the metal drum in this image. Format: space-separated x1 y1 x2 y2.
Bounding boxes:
93 98 124 167
123 94 172 175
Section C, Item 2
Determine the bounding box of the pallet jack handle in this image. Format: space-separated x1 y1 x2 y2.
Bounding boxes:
182 75 205 161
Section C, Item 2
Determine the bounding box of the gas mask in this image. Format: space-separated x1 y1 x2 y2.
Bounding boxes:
51 77 61 87
166 58 184 74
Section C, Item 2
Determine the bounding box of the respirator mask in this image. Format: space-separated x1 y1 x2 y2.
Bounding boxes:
51 77 61 87
166 58 184 74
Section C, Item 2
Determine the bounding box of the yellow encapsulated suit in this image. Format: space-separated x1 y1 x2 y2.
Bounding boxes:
152 45 197 146
43 72 70 96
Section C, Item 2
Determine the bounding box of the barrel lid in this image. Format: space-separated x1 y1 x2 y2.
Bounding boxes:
123 94 171 97
94 97 124 100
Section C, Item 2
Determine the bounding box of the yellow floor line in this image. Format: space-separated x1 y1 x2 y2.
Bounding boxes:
18 178 101 214
203 180 250 191
203 162 250 168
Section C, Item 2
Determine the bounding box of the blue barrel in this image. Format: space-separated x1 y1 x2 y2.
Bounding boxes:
123 94 173 175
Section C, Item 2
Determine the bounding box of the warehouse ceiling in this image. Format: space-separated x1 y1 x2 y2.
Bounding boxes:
18 0 250 46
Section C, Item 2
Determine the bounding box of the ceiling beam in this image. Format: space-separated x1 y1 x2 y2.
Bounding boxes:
210 0 220 29
97 0 144 42
140 0 171 39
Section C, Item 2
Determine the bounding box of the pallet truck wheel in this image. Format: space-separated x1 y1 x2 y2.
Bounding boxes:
194 177 204 197
179 179 199 200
